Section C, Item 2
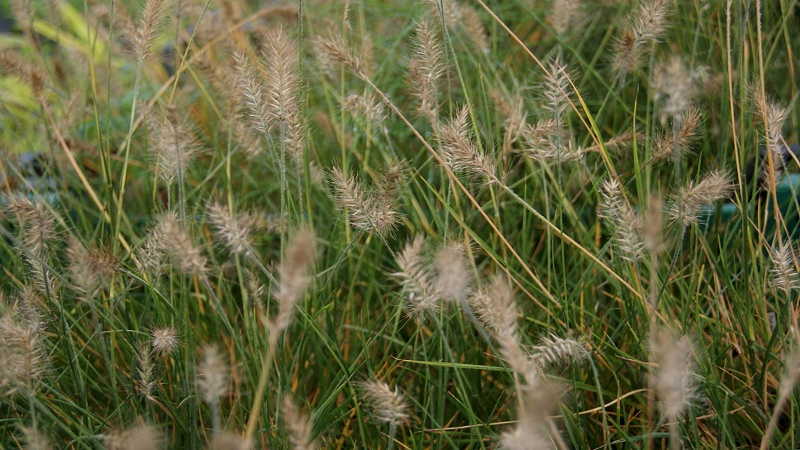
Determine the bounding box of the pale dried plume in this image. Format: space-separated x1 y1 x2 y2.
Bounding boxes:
769 243 799 293
598 178 645 261
271 227 317 336
530 334 590 369
611 0 670 78
104 422 162 450
436 106 497 183
66 237 116 300
233 51 271 136
433 241 472 304
649 327 696 421
394 236 440 316
136 344 156 402
652 107 702 163
206 202 257 257
146 108 202 185
5 197 59 296
330 167 401 235
133 0 169 62
151 327 179 355
551 0 584 35
140 212 207 276
668 170 734 226
409 19 445 126
282 396 317 450
357 380 411 427
197 344 229 431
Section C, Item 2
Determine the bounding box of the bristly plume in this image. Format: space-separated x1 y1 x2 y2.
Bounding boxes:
330 167 401 235
139 212 207 276
652 107 702 163
539 57 583 162
197 344 229 432
66 237 116 300
598 179 645 262
490 89 527 151
753 92 789 175
132 0 169 62
611 0 670 79
146 108 202 186
5 197 59 296
104 422 162 450
342 92 387 133
668 170 734 226
151 327 179 355
436 106 498 183
282 396 317 450
233 51 271 136
270 227 317 337
530 334 590 369
459 4 490 53
650 55 707 125
499 377 565 450
206 202 257 257
409 19 445 126
357 380 411 427
262 27 305 161
0 303 48 395
433 241 472 304
470 275 530 378
136 344 156 402
424 0 488 53
649 326 697 422
550 0 584 35
769 243 799 293
313 32 365 76
393 236 440 316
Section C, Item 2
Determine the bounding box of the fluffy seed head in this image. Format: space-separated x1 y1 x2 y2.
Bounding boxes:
611 0 670 78
358 380 411 427
769 243 799 293
650 55 707 124
233 51 271 136
433 241 471 304
394 236 439 316
330 167 401 235
436 106 497 183
649 327 697 421
598 179 645 261
146 108 202 185
271 227 317 336
0 302 48 395
206 202 257 257
197 344 229 407
5 197 59 295
133 0 169 62
551 0 584 35
282 396 316 450
668 170 734 226
313 32 364 76
140 212 207 276
104 422 162 450
500 378 565 450
151 327 179 355
530 334 590 369
136 344 156 402
342 92 386 132
409 19 445 125
66 237 116 300
652 107 702 163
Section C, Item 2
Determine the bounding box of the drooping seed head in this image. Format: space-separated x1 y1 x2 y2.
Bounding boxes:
357 380 411 427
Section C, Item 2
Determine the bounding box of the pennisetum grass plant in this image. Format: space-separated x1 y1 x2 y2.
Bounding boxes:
2 0 800 447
